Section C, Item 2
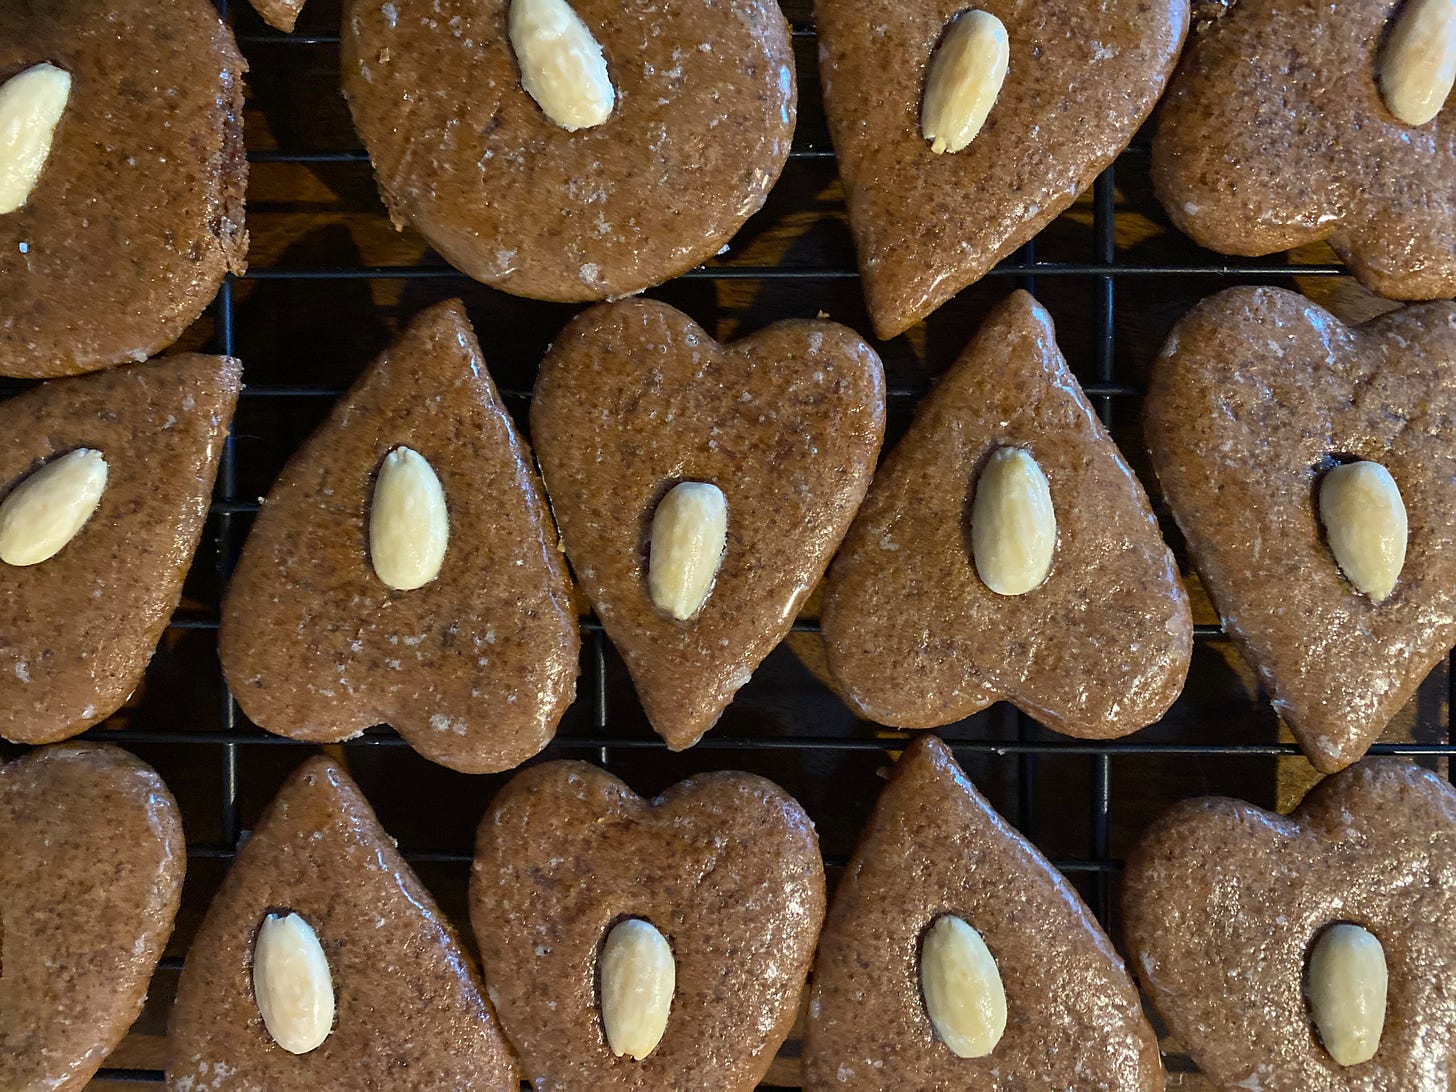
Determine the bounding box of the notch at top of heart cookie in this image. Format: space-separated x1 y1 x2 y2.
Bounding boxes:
815 0 1188 339
1145 286 1456 772
530 297 886 750
1154 0 1456 301
822 290 1192 739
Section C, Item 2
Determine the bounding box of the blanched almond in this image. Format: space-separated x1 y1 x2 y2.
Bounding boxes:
0 63 72 215
1306 923 1387 1067
369 446 449 592
970 447 1055 596
920 914 1007 1058
0 448 107 567
1379 0 1456 126
648 481 727 621
1318 461 1406 602
921 10 1009 154
599 918 674 1060
252 911 335 1055
509 0 615 131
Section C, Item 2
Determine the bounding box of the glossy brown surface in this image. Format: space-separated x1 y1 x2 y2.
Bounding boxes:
1154 0 1456 301
0 354 241 745
805 736 1163 1091
1124 760 1456 1090
822 291 1191 738
530 297 884 750
169 755 516 1090
0 0 247 378
471 760 825 1091
220 300 579 774
1145 287 1456 772
341 0 794 302
248 0 304 32
815 0 1187 338
1 743 184 1092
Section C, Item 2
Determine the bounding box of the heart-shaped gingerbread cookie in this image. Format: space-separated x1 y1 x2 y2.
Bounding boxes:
805 736 1163 1089
815 0 1187 338
822 291 1191 738
1123 759 1456 1089
2 743 183 1092
1145 287 1456 772
342 0 794 302
221 300 579 774
0 353 242 744
170 755 517 1088
0 0 247 378
530 298 885 748
470 760 825 1090
1154 1 1456 301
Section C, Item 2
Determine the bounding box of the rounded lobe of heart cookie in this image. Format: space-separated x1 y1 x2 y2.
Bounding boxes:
1 743 184 1092
0 353 243 745
1144 286 1456 772
470 759 827 1091
815 0 1188 338
0 0 247 378
803 735 1163 1090
169 755 518 1089
821 290 1192 739
530 298 887 750
341 0 794 303
1153 0 1456 301
1122 759 1456 1090
220 300 580 775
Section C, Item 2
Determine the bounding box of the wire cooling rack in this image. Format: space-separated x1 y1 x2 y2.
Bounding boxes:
11 0 1448 1086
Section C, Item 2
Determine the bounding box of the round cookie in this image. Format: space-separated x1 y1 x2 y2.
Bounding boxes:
1123 759 1456 1090
341 0 795 301
1153 0 1456 300
0 0 247 378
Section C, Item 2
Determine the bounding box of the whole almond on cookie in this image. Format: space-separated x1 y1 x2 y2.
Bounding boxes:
471 760 825 1090
0 354 241 745
804 736 1162 1089
531 298 885 750
822 291 1191 739
220 300 579 775
1123 760 1456 1089
1144 286 1456 772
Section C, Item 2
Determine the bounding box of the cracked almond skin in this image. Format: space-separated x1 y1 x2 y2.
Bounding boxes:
1144 287 1456 772
341 0 794 302
0 0 248 378
821 291 1191 739
2 743 184 1092
530 297 885 750
805 735 1162 1090
0 353 242 744
221 300 579 775
1123 760 1456 1090
1154 0 1456 301
169 755 517 1090
815 0 1187 338
470 760 825 1090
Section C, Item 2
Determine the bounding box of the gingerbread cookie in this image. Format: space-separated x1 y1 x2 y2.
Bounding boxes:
1145 287 1456 771
805 736 1162 1089
822 291 1191 738
342 0 794 302
1154 0 1456 301
2 743 184 1092
0 353 242 744
221 300 579 774
1124 759 1456 1089
530 297 885 749
470 760 826 1090
0 0 247 378
815 0 1187 338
